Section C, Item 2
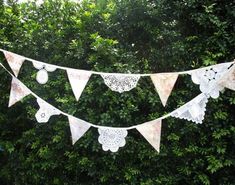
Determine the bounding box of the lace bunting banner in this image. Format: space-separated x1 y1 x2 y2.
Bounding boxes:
190 63 231 99
8 77 31 107
68 116 91 145
136 119 162 152
35 98 61 123
150 73 178 106
101 74 140 93
3 51 25 77
171 93 209 124
98 128 128 152
67 69 92 101
219 64 235 91
1 49 235 153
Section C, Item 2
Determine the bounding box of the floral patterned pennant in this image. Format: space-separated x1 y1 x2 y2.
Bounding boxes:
68 116 91 145
136 119 162 152
8 77 31 107
67 69 92 101
150 73 178 106
219 64 235 91
3 51 25 77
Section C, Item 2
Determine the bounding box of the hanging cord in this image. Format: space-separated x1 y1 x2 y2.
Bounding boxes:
2 48 233 76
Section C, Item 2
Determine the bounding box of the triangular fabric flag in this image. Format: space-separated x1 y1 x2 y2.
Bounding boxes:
68 116 91 145
9 77 31 107
67 69 92 101
171 93 209 124
219 64 235 91
3 51 25 77
150 73 178 106
136 119 162 152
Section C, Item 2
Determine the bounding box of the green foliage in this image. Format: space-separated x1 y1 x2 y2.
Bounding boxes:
0 0 235 184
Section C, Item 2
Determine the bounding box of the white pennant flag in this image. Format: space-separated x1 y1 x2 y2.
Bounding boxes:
67 69 92 101
35 98 61 123
190 63 231 99
219 64 235 91
171 93 209 124
136 119 162 152
9 77 31 107
68 116 91 145
3 51 25 77
150 73 178 106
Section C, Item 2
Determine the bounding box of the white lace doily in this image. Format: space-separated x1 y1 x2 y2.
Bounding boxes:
98 128 128 152
171 94 209 124
33 62 57 84
191 63 231 98
35 98 61 123
101 74 140 93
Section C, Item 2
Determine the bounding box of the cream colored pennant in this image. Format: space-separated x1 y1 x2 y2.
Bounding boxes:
68 116 91 145
150 73 178 106
9 77 31 107
3 51 25 77
67 69 92 101
136 119 162 152
219 64 235 91
170 93 208 124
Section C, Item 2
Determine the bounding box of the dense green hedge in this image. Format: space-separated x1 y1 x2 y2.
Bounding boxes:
0 0 234 184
